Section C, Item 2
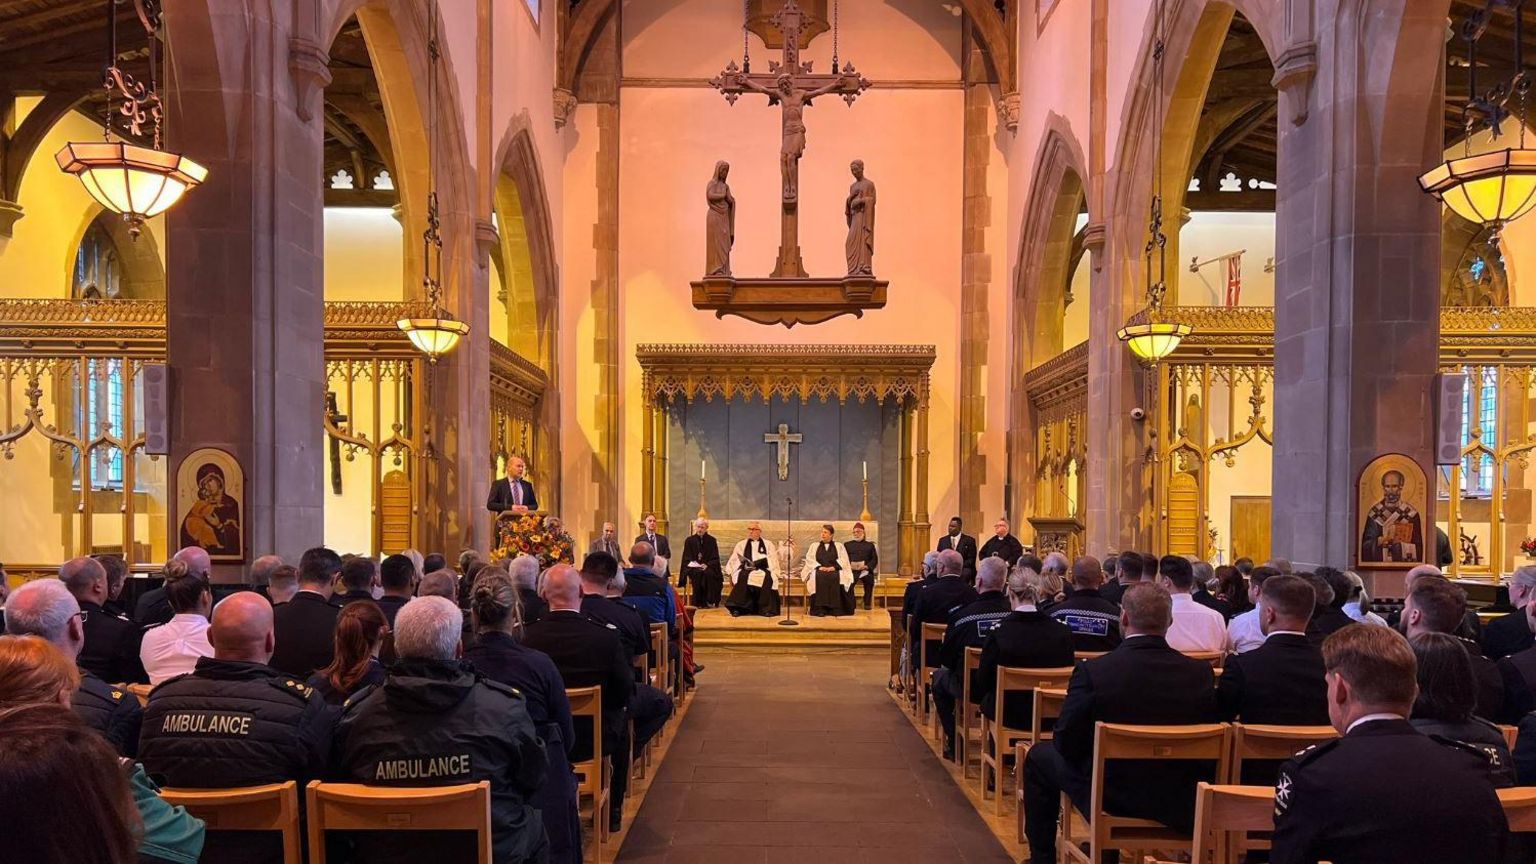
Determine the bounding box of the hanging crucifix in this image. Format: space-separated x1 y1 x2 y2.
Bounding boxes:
710 0 871 278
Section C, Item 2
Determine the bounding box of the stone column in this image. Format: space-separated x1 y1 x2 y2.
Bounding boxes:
915 377 932 551
641 384 656 529
957 38 994 532
162 3 324 578
1270 2 1449 569
898 399 915 576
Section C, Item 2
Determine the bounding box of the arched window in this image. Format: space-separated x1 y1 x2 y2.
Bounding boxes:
69 222 128 489
72 221 122 299
1461 368 1497 498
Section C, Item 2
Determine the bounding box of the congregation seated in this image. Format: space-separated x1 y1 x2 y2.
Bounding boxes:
900 550 941 630
63 555 148 685
269 546 344 679
332 595 549 864
1212 564 1251 616
509 553 548 625
139 591 338 864
579 551 652 661
1036 553 1069 611
333 555 381 608
973 567 1075 730
1158 554 1228 653
136 546 209 628
5 578 142 756
1099 551 1141 606
1226 564 1282 653
1309 567 1357 639
1485 565 1536 660
265 563 299 606
306 600 388 706
1403 576 1531 724
1021 582 1220 863
1341 570 1388 626
1407 631 1514 785
622 542 679 641
375 553 418 628
139 560 214 685
1189 560 1233 620
1271 624 1509 864
1048 554 1123 652
95 553 132 618
423 551 447 576
463 569 581 864
906 549 977 667
419 568 459 600
931 557 1012 759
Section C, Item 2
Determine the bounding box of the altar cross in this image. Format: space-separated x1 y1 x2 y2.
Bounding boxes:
710 0 871 278
764 423 803 481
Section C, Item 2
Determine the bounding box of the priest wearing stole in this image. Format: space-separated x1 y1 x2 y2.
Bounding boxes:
802 524 855 617
844 522 879 611
725 522 782 617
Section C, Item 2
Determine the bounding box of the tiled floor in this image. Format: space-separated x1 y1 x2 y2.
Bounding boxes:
615 648 1014 863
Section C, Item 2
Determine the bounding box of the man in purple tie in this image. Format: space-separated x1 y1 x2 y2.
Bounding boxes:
487 454 539 514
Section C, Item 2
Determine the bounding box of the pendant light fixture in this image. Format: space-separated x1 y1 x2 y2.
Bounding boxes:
397 0 469 361
1117 0 1191 365
1420 4 1536 239
56 0 207 238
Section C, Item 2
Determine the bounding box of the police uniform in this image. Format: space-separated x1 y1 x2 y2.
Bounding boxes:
1271 716 1508 864
931 590 1011 749
78 599 148 684
73 669 143 757
333 658 548 864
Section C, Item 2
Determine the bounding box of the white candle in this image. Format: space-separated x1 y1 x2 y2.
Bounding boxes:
701 460 706 480
862 460 868 481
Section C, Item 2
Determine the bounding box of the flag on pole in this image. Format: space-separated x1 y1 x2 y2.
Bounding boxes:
1224 253 1242 307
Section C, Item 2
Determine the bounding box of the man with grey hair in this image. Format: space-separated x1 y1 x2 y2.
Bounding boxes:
931 555 1011 758
680 517 723 608
1486 565 1536 659
137 546 210 626
507 554 546 625
6 578 143 755
249 554 284 593
588 520 626 566
906 548 977 685
62 556 147 684
418 569 459 600
901 550 944 629
330 593 551 863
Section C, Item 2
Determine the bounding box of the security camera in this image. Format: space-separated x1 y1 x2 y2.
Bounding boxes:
1130 407 1147 422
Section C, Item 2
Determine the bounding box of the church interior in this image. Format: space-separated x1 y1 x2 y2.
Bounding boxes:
7 0 1536 862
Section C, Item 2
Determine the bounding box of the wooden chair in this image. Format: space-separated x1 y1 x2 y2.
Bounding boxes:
304 781 493 864
1073 651 1107 663
1014 686 1071 837
1500 724 1519 751
126 682 152 707
648 622 670 696
1500 787 1536 831
566 685 610 859
917 622 946 727
1182 650 1226 667
1228 724 1337 784
1184 782 1277 864
979 666 1073 814
160 781 301 864
1058 722 1232 864
953 646 986 770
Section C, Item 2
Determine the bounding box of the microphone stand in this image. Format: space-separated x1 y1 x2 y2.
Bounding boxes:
778 495 798 626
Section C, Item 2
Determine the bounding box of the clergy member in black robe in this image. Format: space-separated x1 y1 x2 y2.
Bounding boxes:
844 522 879 611
680 518 724 608
725 522 782 617
802 524 854 617
979 518 1025 568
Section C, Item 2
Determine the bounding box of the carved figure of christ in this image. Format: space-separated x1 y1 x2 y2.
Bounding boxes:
764 423 803 481
736 74 851 204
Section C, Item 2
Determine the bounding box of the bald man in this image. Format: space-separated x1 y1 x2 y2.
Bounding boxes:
62 556 148 684
136 546 211 627
139 591 338 863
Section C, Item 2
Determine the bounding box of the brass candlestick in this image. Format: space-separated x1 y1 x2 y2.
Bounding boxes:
697 476 709 519
859 478 873 522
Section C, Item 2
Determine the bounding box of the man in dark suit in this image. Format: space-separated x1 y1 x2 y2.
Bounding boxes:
679 518 723 607
1271 624 1508 864
906 549 978 671
1099 551 1140 606
1484 566 1536 660
1404 575 1531 724
901 551 941 630
578 552 650 660
62 556 147 684
936 516 978 581
268 546 343 679
635 513 671 560
375 554 417 628
331 556 378 607
486 454 539 514
587 521 627 567
1022 583 1220 863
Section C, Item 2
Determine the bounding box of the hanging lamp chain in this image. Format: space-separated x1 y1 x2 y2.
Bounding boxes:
832 0 840 72
102 0 166 147
1145 0 1168 314
743 0 752 73
423 0 444 312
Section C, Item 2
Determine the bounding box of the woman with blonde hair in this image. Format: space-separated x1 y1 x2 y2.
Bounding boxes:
973 569 1075 730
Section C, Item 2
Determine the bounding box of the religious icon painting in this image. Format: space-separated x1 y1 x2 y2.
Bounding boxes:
175 447 245 564
1356 453 1429 570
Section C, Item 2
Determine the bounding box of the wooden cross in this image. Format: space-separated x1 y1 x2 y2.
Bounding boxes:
324 391 348 495
711 0 871 278
763 422 803 481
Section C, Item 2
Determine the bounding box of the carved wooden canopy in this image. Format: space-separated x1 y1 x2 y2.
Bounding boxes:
636 343 935 405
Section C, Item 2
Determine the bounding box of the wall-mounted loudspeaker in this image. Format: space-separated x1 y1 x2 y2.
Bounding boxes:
1434 372 1467 467
142 363 169 456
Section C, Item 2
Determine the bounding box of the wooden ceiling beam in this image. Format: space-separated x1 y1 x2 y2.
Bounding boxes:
0 0 100 37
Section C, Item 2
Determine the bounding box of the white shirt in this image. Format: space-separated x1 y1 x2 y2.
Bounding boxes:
140 613 214 685
1167 593 1229 653
1343 601 1388 627
1227 607 1266 654
1346 712 1404 734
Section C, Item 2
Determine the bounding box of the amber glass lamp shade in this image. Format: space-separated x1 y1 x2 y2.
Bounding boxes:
55 141 207 235
397 314 470 360
1116 321 1192 365
1418 148 1536 231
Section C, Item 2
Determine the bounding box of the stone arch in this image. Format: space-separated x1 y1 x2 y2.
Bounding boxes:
64 209 166 300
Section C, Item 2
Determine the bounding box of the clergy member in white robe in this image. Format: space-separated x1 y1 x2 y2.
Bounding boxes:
724 521 782 617
802 523 855 617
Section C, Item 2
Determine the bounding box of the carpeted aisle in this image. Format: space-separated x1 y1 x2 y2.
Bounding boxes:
615 649 1013 863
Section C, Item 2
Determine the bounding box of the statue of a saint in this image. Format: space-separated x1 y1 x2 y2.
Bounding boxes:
705 161 735 277
844 159 876 276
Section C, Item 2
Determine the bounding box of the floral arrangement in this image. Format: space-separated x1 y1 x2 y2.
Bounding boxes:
1522 537 1536 558
493 512 575 569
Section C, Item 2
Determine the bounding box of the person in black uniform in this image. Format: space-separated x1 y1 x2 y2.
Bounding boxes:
269 546 344 679
900 550 941 630
5 578 142 756
975 568 1074 732
844 522 880 611
486 454 539 514
525 564 671 833
138 592 338 864
331 556 379 607
334 595 548 864
375 554 416 628
1099 551 1141 606
1021 583 1221 863
932 557 1012 759
94 553 131 618
578 552 651 660
680 518 724 608
1484 566 1536 660
1048 555 1123 653
61 556 148 685
635 512 672 561
906 549 977 669
977 518 1024 569
1404 576 1531 724
1271 624 1509 864
936 516 978 582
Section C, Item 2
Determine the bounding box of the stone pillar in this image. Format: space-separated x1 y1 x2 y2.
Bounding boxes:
898 400 915 576
162 3 324 578
1270 1 1449 569
915 377 933 551
957 38 994 532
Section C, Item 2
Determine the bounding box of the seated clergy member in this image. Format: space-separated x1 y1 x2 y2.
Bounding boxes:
1021 583 1220 864
464 570 579 864
802 524 855 617
1226 565 1281 654
1271 625 1509 864
1158 554 1228 654
5 578 142 756
333 595 548 864
525 564 672 833
978 518 1025 568
1485 565 1536 660
1403 576 1530 724
139 592 337 864
974 566 1075 734
269 546 344 679
139 561 214 685
725 521 784 617
62 556 147 685
680 518 724 608
906 549 978 667
932 557 1013 759
844 522 880 611
578 551 651 661
1049 555 1123 653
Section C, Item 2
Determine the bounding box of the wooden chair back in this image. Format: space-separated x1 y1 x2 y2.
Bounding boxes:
1500 787 1536 832
632 651 649 686
566 685 611 855
978 668 1073 814
956 646 984 768
304 781 492 864
1182 650 1226 667
649 622 669 695
126 682 152 707
160 781 301 864
1500 724 1519 751
1189 782 1277 864
917 622 946 723
1229 724 1337 784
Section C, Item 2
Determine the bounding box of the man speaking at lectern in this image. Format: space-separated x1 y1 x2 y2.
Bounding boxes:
488 454 539 514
